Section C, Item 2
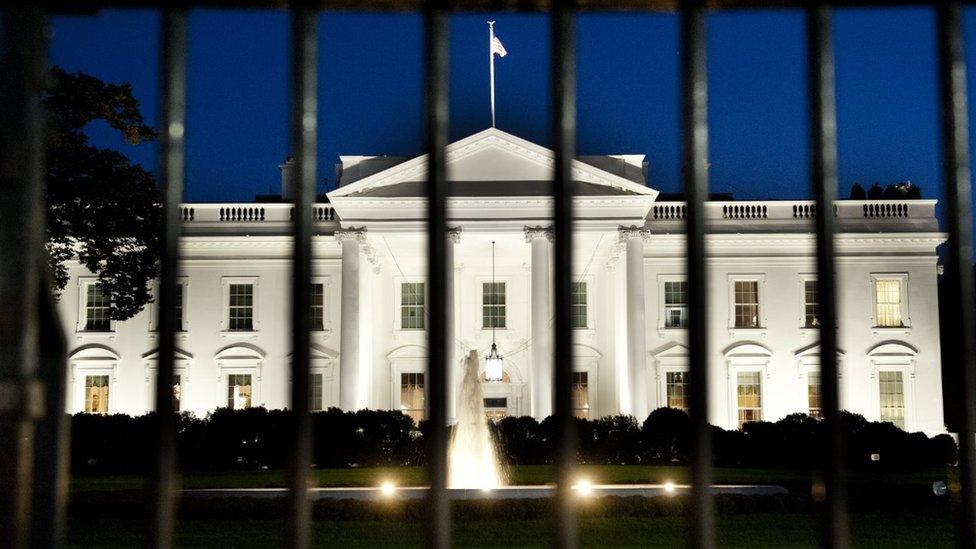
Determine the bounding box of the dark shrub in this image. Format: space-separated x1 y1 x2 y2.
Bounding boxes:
495 416 545 464
587 415 642 464
641 408 691 464
849 183 866 200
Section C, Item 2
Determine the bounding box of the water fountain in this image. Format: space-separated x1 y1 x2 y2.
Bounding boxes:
448 350 504 489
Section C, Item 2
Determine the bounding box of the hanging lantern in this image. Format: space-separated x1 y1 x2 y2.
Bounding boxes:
484 240 504 382
485 342 504 382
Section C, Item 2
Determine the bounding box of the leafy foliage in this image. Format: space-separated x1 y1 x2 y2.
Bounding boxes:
45 66 161 320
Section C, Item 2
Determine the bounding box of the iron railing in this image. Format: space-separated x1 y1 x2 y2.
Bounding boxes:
0 2 974 549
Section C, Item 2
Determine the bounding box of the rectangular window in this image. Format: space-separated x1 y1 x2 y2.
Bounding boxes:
400 372 425 424
736 372 762 428
228 284 254 331
311 284 325 331
482 282 506 329
571 282 588 329
400 282 425 330
875 279 904 327
174 283 185 331
666 372 688 412
734 280 760 328
484 397 508 422
807 373 822 420
227 374 252 409
572 371 589 419
173 374 182 412
84 375 109 414
804 280 819 328
879 371 905 429
310 373 323 412
85 284 111 331
664 281 688 328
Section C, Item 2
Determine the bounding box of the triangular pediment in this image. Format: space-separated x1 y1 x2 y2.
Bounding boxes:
328 128 657 200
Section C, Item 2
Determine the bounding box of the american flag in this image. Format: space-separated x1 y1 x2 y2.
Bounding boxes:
491 36 508 58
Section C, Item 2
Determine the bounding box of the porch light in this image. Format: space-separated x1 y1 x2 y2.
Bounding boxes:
485 343 504 382
485 240 504 382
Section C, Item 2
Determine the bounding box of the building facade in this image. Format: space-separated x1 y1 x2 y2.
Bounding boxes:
58 128 947 434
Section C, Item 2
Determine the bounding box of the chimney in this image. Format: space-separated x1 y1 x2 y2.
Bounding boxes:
279 156 295 201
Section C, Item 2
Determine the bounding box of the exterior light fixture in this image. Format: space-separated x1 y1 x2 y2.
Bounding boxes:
573 478 593 496
485 241 504 382
380 481 396 496
663 481 676 494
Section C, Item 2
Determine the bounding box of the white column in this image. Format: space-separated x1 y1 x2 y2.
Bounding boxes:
526 226 553 420
337 228 364 410
446 227 461 423
621 226 649 420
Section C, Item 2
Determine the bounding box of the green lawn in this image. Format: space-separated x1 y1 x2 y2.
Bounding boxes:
66 511 956 548
69 464 953 492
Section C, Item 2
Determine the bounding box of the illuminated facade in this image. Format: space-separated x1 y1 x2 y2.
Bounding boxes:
58 128 947 434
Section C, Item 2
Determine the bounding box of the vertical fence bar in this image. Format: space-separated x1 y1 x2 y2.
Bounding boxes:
806 5 848 549
288 5 317 549
680 1 714 548
551 1 578 548
937 3 976 548
423 1 450 548
152 10 188 548
31 279 69 547
0 8 48 549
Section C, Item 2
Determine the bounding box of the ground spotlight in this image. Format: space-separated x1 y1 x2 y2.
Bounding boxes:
663 481 676 494
380 481 396 496
573 478 593 496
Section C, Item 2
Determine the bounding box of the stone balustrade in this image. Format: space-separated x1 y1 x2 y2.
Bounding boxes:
179 203 337 223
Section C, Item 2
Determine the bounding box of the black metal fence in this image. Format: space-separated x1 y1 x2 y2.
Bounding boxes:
0 2 973 548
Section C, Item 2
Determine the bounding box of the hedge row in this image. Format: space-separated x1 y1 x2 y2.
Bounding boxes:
70 407 957 474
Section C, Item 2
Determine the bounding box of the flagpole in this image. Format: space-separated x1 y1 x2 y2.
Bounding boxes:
488 20 496 128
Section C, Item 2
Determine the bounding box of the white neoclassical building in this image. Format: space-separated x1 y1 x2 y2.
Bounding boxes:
57 128 947 435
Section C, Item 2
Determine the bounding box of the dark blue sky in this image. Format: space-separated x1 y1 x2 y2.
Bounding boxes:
50 8 976 212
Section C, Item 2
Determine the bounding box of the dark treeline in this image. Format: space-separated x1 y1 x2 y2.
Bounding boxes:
70 407 955 475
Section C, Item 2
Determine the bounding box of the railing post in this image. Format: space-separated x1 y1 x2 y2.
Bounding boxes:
423 1 451 548
288 4 317 548
680 1 714 547
152 10 188 549
551 0 578 548
0 8 49 549
937 3 976 548
806 4 848 549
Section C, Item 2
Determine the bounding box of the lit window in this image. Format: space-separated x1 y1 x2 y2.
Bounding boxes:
804 280 819 328
664 281 688 328
666 372 688 412
310 373 323 412
173 374 182 412
736 372 762 428
878 371 905 429
85 284 111 331
227 374 252 409
807 372 822 420
572 372 589 419
874 279 903 327
482 282 506 329
400 373 425 424
484 397 507 422
311 284 325 331
84 375 109 414
400 283 425 330
734 281 760 328
571 282 588 329
228 284 254 331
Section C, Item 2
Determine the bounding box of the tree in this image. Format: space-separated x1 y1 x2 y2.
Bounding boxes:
849 183 866 200
45 67 161 321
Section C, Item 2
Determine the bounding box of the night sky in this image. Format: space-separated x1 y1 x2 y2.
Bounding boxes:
50 8 976 219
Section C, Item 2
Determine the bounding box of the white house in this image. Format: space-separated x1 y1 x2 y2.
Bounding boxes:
57 128 947 435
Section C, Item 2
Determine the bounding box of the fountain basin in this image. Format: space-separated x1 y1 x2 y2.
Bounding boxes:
182 484 788 501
